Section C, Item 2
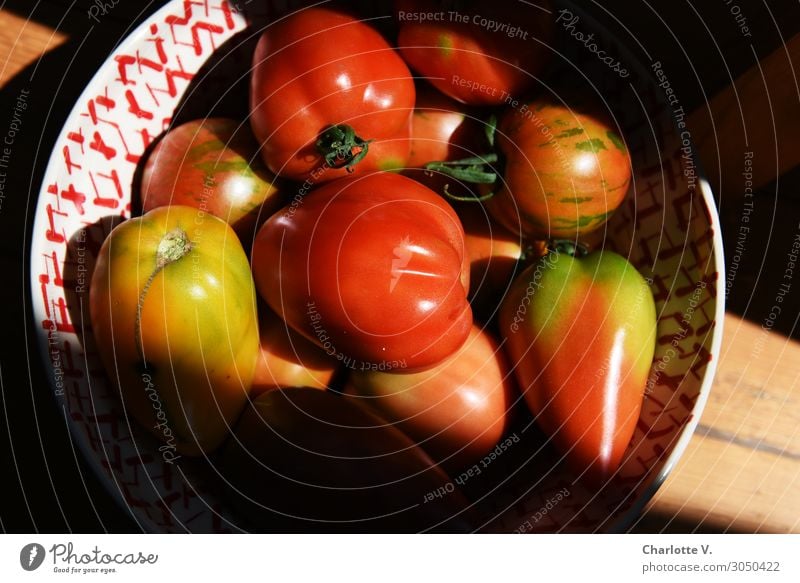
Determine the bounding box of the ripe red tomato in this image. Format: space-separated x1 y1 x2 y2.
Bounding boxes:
140 118 282 238
395 0 552 105
407 89 480 168
222 388 473 531
252 305 338 396
403 89 488 203
487 99 632 239
500 248 656 482
250 7 415 182
457 204 526 321
346 326 515 472
251 172 472 372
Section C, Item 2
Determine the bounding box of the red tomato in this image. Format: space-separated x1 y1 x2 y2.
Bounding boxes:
403 89 489 202
252 305 339 396
500 248 656 482
457 204 525 320
487 99 632 239
407 89 481 168
222 388 473 531
250 7 415 182
346 326 515 472
251 172 472 372
395 0 552 105
141 118 282 238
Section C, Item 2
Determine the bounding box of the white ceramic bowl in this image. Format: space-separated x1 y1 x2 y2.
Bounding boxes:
30 0 724 532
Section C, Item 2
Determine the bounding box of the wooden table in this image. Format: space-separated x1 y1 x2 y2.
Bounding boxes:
2 1 798 533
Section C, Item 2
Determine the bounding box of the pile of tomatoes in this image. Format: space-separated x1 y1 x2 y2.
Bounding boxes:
89 1 656 531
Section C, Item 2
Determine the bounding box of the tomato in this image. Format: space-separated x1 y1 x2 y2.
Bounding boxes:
406 89 481 168
252 305 338 396
222 388 473 532
251 172 472 372
395 0 552 105
457 204 527 320
250 7 415 182
499 247 656 482
140 118 282 239
487 99 632 240
346 326 514 472
89 206 259 455
403 89 489 204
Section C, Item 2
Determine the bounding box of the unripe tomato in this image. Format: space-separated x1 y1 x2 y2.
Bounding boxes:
251 172 472 372
141 118 282 239
90 206 259 455
500 247 656 482
346 326 515 472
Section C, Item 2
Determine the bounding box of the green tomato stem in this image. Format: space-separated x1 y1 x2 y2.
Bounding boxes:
424 115 500 203
135 228 193 366
315 124 372 172
550 239 590 258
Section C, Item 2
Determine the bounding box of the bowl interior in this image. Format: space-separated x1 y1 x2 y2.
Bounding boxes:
30 0 720 532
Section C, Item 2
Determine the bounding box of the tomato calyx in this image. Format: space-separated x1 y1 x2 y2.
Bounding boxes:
134 228 194 365
549 239 590 258
424 115 502 202
315 124 373 172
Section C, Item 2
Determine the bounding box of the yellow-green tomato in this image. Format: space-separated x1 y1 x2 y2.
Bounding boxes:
90 205 259 456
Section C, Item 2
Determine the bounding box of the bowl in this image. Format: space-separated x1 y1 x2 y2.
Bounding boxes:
30 0 724 532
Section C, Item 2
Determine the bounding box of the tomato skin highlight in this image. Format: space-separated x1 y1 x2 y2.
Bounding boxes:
251 172 472 372
487 99 632 240
395 0 552 105
251 306 338 396
141 118 282 239
89 206 259 455
500 249 656 482
346 326 515 472
222 388 473 532
250 7 415 182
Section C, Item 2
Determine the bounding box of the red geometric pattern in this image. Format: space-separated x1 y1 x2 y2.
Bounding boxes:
30 0 245 533
30 2 721 533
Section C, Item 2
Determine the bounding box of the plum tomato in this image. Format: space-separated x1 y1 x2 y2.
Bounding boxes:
500 246 656 483
346 326 515 472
